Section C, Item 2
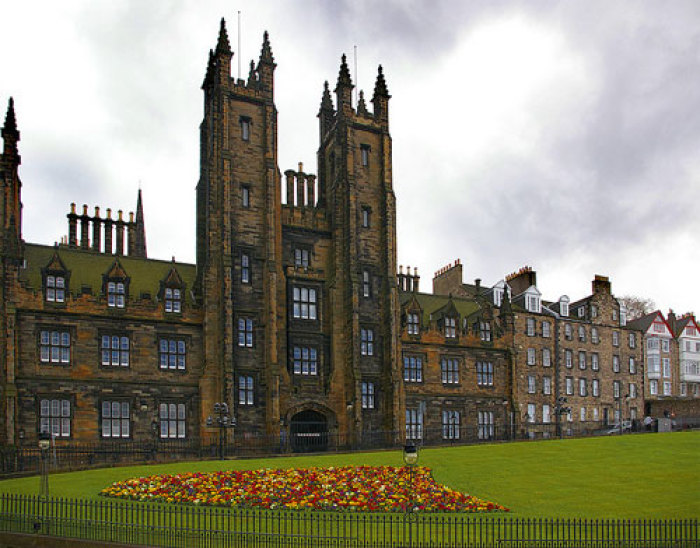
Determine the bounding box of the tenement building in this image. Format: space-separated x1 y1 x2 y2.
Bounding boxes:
0 20 696 451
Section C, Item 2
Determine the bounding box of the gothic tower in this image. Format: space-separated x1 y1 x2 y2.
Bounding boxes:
316 59 401 442
196 20 284 434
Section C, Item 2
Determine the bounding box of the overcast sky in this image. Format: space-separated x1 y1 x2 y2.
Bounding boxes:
2 1 700 315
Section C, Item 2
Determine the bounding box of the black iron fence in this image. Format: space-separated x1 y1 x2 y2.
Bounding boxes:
0 420 687 476
0 494 696 547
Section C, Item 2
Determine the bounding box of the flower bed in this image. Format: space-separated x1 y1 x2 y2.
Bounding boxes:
100 465 508 512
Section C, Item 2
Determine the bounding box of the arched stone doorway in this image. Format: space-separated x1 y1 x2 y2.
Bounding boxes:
289 409 329 452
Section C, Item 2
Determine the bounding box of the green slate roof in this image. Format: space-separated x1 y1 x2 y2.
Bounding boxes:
400 291 481 328
20 243 197 305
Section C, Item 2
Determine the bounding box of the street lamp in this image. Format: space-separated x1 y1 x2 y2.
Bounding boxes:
206 402 236 460
38 431 51 498
403 443 419 547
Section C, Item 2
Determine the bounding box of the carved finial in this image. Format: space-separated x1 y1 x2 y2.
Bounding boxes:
357 90 368 116
259 30 274 64
216 17 232 55
373 65 390 98
248 60 257 82
320 80 333 111
337 54 353 88
3 97 17 133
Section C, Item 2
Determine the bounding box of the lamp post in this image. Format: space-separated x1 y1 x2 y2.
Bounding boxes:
403 443 419 547
38 431 51 498
206 402 236 460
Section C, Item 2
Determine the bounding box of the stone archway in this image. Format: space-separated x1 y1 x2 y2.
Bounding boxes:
289 409 329 452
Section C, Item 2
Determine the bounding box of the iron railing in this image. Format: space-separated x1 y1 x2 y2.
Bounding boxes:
0 420 679 476
0 494 696 547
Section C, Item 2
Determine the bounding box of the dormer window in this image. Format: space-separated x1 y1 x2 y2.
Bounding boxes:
46 275 66 303
407 312 420 335
559 296 570 317
444 317 457 339
524 291 541 313
165 288 181 313
107 282 125 308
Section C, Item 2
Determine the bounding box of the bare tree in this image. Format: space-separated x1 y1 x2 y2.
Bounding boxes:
618 295 656 321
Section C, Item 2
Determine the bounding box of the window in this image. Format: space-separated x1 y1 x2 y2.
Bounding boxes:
680 383 687 396
613 355 620 373
592 379 600 397
107 281 125 308
613 309 619 321
361 329 374 356
527 348 536 366
688 327 698 337
612 331 619 347
591 305 598 318
629 383 637 399
613 380 621 399
361 382 375 409
592 407 599 421
241 254 250 284
628 333 636 348
542 321 551 338
40 330 70 365
591 353 599 371
542 405 551 424
292 346 318 375
477 362 493 386
526 295 541 313
240 117 250 141
578 351 586 370
591 327 599 344
406 408 423 440
543 376 552 395
629 357 636 374
164 287 181 313
101 401 130 438
293 287 318 320
578 307 585 318
403 356 422 382
579 378 587 397
441 358 459 384
159 339 186 370
650 380 658 395
159 403 186 439
46 275 66 303
478 411 494 439
239 375 254 405
527 375 536 394
361 207 370 228
662 358 671 378
653 322 665 333
360 144 370 167
566 377 574 395
648 355 660 375
362 271 371 298
242 185 250 208
564 324 572 340
578 326 586 342
543 348 551 367
526 318 535 337
101 335 129 367
238 318 253 347
565 350 573 368
479 321 491 341
560 300 569 317
661 339 670 353
444 317 456 339
294 248 310 268
442 410 460 440
40 399 70 438
580 407 586 422
407 313 420 335
647 338 659 351
527 404 536 423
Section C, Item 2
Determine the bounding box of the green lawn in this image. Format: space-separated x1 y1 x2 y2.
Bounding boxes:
1 432 697 519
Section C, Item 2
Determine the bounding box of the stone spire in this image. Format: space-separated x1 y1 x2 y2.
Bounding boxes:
133 188 147 258
335 54 353 90
319 81 333 112
371 65 390 127
2 97 20 159
335 54 354 114
373 65 390 98
216 17 232 55
357 90 369 116
256 31 276 92
259 30 274 65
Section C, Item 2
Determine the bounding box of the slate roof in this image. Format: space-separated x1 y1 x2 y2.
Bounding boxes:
20 243 197 305
400 291 480 328
626 310 662 333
